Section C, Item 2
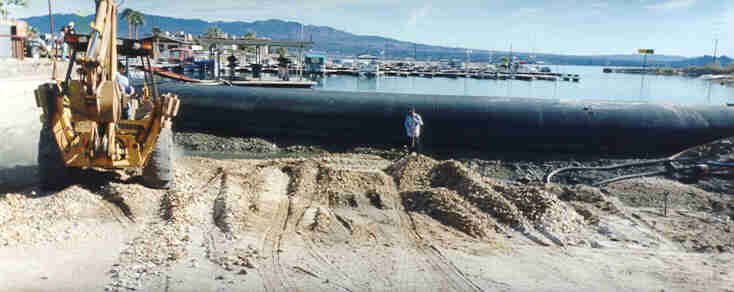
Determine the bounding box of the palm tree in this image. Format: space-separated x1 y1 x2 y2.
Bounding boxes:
244 31 256 39
203 26 221 39
152 27 162 37
131 11 145 40
26 25 37 36
0 0 26 21
120 8 135 39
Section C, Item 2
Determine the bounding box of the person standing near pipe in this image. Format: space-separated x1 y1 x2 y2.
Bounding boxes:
404 108 424 154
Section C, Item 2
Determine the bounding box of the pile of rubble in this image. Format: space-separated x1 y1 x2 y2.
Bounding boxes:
387 155 588 238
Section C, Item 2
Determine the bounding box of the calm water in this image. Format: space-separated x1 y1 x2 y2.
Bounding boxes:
306 65 734 105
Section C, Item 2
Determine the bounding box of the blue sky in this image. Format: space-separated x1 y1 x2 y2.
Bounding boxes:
14 0 732 57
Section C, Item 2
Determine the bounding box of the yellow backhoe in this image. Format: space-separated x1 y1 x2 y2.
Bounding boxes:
34 0 180 190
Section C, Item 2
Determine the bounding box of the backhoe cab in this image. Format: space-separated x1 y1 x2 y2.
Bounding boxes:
34 0 180 190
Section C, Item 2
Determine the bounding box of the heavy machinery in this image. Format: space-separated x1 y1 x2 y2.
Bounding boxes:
34 0 180 190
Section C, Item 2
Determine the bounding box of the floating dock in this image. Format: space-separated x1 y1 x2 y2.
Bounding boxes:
228 80 316 88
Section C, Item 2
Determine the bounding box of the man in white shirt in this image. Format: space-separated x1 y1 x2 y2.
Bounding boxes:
404 108 424 153
116 63 136 119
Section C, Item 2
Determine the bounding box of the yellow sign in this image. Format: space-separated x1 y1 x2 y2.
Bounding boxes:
638 49 654 54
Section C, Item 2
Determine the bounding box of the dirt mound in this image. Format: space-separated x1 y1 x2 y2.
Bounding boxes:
429 160 527 229
385 154 439 191
316 166 397 209
401 187 495 239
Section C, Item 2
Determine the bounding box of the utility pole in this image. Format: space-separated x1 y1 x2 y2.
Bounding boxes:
638 49 654 98
48 0 56 80
712 39 719 65
466 49 471 75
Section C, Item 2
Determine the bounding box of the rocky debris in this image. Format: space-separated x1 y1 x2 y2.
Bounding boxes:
429 160 527 229
174 132 279 154
207 246 258 273
316 166 396 208
434 161 585 234
108 222 188 291
0 183 138 247
283 145 328 154
385 154 439 191
401 187 495 239
498 185 585 234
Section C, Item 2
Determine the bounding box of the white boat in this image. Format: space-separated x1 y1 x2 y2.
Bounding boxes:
699 74 730 81
357 55 381 77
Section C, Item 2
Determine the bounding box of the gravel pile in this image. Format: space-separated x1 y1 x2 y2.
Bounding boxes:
0 185 126 247
316 166 397 208
429 161 527 229
383 158 588 237
498 186 585 233
385 154 439 191
401 187 495 239
174 132 279 154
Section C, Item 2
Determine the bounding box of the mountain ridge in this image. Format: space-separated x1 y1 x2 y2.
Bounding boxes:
21 13 730 67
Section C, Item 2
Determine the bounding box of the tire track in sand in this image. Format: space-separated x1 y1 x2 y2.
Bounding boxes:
394 195 485 292
257 167 297 292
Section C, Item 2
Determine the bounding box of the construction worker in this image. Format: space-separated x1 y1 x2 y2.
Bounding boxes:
56 26 68 60
116 62 136 119
404 108 424 154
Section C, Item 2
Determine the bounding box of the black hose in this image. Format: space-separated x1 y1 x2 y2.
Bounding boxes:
544 158 692 184
707 161 734 167
591 170 669 187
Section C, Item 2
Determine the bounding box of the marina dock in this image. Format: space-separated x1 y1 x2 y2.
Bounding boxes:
228 80 316 88
233 67 582 82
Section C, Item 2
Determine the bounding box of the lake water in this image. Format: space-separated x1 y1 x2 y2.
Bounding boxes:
303 65 734 105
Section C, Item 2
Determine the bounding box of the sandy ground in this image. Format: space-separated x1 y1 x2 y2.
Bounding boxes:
1 66 733 292
0 154 732 292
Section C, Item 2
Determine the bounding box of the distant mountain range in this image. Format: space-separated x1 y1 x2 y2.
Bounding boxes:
22 13 731 68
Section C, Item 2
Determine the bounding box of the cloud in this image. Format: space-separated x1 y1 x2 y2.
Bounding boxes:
645 0 697 9
407 4 433 27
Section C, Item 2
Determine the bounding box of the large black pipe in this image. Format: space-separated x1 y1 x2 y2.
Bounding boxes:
157 82 734 155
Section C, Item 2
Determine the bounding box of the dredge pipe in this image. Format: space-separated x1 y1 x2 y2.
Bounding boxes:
157 82 734 155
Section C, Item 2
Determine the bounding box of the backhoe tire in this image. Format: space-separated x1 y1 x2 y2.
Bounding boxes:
143 126 173 189
38 122 70 191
